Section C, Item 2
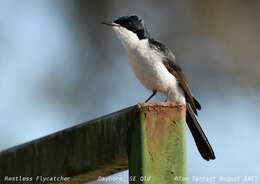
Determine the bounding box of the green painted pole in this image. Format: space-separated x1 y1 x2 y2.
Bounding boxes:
128 103 187 184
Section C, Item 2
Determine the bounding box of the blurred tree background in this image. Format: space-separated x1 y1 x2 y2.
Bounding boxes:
0 0 259 183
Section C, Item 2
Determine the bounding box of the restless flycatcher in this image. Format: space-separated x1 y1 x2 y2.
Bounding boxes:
102 15 215 161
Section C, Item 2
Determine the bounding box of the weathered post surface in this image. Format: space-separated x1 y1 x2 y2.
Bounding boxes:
0 103 187 184
128 103 187 184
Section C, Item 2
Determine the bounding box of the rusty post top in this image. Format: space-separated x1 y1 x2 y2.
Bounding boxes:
137 102 186 112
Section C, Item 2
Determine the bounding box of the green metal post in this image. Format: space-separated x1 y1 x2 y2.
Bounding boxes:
128 103 187 184
0 103 187 184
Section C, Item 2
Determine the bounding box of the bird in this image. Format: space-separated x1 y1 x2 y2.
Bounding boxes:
102 15 215 161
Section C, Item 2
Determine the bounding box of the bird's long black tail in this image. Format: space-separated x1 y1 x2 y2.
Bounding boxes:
186 104 215 161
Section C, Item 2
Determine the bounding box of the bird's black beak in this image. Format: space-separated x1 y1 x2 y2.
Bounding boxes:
101 21 118 27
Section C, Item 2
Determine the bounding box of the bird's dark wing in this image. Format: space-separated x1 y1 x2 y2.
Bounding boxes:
148 39 201 113
163 58 201 114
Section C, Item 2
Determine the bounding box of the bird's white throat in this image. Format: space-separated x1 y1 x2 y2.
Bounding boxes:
112 26 140 50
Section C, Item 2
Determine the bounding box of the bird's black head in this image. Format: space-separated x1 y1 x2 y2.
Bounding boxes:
113 15 150 39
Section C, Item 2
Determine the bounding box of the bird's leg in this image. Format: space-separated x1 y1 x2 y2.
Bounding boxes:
145 90 157 103
164 90 170 102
